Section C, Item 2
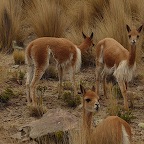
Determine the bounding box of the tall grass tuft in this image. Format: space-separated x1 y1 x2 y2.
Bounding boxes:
0 0 23 53
13 49 25 65
25 0 70 38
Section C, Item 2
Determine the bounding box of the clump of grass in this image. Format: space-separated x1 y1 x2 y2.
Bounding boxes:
13 49 25 65
9 70 25 85
106 83 121 115
55 131 65 140
29 85 48 118
42 65 58 80
0 88 15 103
63 91 81 107
0 0 24 53
26 0 68 38
63 82 73 90
81 51 95 67
112 84 122 99
117 110 135 123
107 83 135 122
28 105 47 118
36 131 69 144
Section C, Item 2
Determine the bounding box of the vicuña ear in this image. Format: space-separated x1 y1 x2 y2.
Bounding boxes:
137 25 143 33
80 84 86 95
91 86 95 92
126 25 131 33
82 32 86 39
90 32 93 39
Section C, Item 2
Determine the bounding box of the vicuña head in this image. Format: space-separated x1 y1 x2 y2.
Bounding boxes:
95 24 143 110
25 32 94 106
80 84 132 144
126 24 143 45
80 85 100 113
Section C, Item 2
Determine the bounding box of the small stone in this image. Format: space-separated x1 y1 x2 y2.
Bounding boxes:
138 123 144 129
12 65 19 69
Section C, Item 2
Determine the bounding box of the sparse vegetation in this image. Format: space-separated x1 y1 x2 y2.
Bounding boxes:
9 70 25 85
29 86 47 117
0 0 144 143
117 110 135 123
28 85 48 117
0 88 15 103
28 105 47 118
13 49 25 65
63 82 73 91
42 65 58 80
112 84 122 99
63 91 81 107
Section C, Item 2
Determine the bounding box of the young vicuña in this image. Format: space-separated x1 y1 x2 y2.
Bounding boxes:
80 85 132 144
95 24 143 110
25 32 94 105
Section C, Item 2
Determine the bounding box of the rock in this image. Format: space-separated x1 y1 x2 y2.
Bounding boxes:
137 86 144 91
12 109 78 143
138 123 144 129
12 65 19 69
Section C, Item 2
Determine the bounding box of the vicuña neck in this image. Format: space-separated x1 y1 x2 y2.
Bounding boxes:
128 44 136 66
83 106 93 144
78 39 90 53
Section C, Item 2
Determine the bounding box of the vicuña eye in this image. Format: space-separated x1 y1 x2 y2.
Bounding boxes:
137 35 140 39
129 35 131 38
85 98 91 102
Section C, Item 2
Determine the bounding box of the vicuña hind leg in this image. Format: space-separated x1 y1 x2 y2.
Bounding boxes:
58 66 63 98
30 68 45 106
71 67 77 97
118 80 129 110
26 65 34 104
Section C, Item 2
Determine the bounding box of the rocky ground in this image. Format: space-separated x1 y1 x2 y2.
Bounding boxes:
0 53 144 144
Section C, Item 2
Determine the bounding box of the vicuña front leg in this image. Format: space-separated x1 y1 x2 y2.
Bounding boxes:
118 80 129 110
95 62 103 97
103 75 108 98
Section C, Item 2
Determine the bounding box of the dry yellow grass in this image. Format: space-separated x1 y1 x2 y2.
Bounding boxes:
13 49 25 65
0 0 23 53
25 0 70 38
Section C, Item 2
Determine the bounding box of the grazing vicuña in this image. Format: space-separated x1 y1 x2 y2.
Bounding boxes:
25 33 94 105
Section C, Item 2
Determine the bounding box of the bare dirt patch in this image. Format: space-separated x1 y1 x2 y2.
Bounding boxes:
0 53 144 144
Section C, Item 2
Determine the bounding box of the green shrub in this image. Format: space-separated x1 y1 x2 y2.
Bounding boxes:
63 82 73 91
63 91 81 107
0 88 15 103
118 110 135 123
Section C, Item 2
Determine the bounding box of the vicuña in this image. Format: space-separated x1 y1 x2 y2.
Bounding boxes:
25 33 94 105
80 85 132 144
95 24 143 110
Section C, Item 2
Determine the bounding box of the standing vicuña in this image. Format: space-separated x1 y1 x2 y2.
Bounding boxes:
25 33 94 105
95 24 143 110
80 85 132 144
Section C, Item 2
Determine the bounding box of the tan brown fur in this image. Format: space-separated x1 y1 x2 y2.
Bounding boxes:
80 85 132 144
25 33 94 105
95 24 143 110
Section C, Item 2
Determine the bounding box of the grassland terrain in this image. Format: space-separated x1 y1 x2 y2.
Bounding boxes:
0 0 144 144
0 53 144 144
